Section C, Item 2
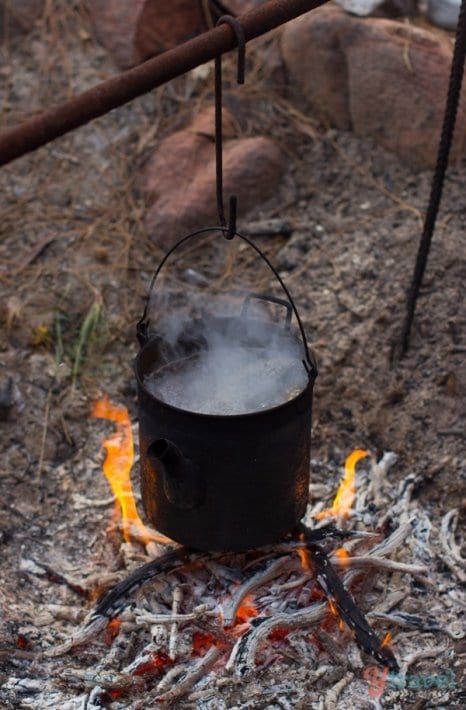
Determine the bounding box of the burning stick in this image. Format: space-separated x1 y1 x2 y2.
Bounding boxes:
89 525 365 623
341 522 416 590
150 646 222 705
300 543 399 671
298 522 375 543
222 556 294 627
367 610 445 634
134 604 217 626
42 616 110 658
227 603 328 677
331 554 429 577
89 548 203 621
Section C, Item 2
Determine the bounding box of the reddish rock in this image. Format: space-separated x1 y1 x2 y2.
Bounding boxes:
343 18 466 167
281 6 351 130
139 107 237 207
281 6 466 167
140 108 285 250
0 0 44 37
89 0 206 68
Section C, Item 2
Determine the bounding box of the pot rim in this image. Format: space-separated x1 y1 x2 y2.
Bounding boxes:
135 343 315 421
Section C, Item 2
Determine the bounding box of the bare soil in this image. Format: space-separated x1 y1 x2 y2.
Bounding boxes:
0 3 464 708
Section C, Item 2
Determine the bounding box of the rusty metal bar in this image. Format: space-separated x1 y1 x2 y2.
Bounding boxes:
0 0 329 167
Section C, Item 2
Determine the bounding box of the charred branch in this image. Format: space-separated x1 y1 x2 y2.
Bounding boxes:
303 543 399 672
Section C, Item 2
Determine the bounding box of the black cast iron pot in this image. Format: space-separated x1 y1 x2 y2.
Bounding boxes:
135 230 318 552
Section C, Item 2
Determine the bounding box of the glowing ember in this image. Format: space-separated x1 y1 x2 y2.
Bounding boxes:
334 547 350 565
104 618 122 647
133 651 173 676
316 448 369 520
16 634 28 650
236 594 259 624
92 395 169 546
268 627 289 642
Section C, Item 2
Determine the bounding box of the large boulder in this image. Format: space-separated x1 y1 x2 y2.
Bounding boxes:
281 6 352 130
89 0 206 68
139 107 285 250
281 5 466 168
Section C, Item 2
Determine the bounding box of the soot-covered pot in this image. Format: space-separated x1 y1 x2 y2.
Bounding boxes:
135 231 318 552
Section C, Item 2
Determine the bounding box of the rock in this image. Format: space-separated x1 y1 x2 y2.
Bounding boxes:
139 107 285 250
281 6 466 168
0 0 44 37
343 16 466 167
89 0 206 68
281 6 352 130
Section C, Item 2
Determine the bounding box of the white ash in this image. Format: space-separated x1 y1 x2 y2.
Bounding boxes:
3 453 464 709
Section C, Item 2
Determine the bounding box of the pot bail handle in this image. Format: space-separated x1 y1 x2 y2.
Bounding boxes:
136 227 317 381
241 293 292 329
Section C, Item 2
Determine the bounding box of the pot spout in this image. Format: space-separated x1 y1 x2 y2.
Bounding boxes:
147 438 204 510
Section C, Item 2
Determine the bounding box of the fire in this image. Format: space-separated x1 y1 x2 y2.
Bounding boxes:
334 547 350 565
132 651 173 676
297 545 312 573
315 448 369 520
104 618 122 646
92 395 169 546
328 599 345 631
381 631 393 648
236 594 259 624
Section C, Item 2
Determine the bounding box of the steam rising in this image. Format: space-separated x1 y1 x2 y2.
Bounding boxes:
144 303 308 415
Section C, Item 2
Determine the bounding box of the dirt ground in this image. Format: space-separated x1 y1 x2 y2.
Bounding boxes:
0 2 465 708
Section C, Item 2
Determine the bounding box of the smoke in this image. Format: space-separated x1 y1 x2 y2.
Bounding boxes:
143 295 308 415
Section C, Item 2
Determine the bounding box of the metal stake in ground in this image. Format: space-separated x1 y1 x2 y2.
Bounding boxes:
397 0 466 356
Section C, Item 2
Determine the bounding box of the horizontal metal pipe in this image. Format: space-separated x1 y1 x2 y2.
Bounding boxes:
0 0 329 167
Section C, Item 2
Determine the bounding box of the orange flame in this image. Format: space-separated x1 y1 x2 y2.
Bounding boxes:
328 599 345 631
315 449 369 520
104 618 122 647
381 631 393 648
297 545 312 573
334 547 350 566
236 594 259 624
92 395 169 546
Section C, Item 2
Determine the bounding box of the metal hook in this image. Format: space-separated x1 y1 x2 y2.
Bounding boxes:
214 15 246 237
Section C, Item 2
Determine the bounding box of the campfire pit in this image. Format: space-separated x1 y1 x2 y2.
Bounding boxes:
1 6 465 709
2 408 463 708
7 432 461 710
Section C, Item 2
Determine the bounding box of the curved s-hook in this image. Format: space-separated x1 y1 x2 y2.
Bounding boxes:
215 15 246 238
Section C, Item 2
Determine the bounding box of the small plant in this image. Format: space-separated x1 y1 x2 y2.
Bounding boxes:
71 300 103 393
